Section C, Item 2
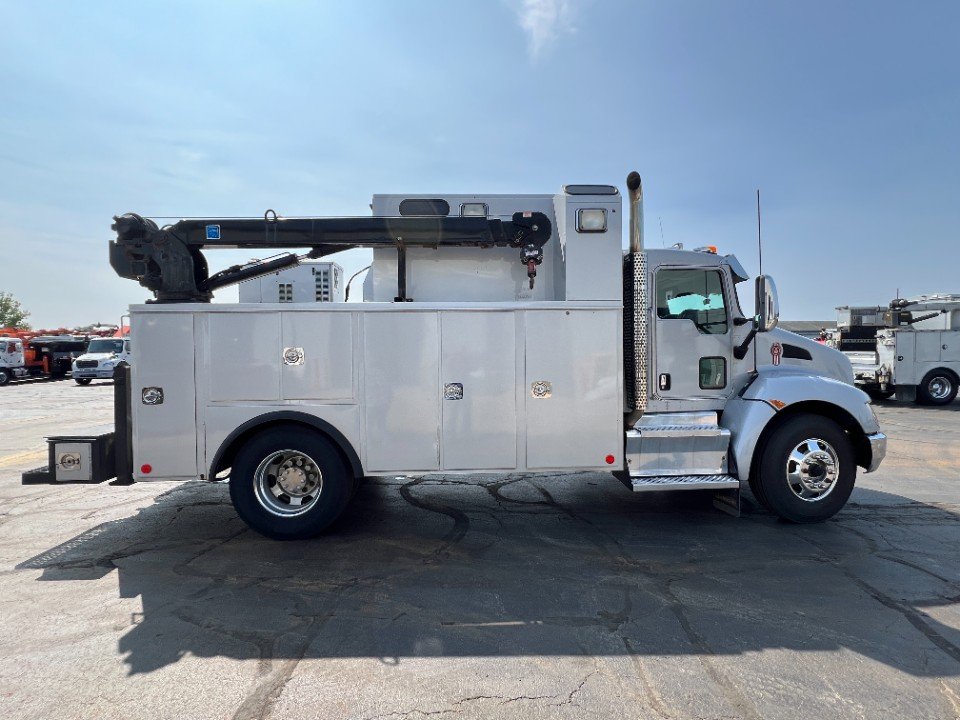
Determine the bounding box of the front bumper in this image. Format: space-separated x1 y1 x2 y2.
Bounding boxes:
72 367 116 379
865 432 887 473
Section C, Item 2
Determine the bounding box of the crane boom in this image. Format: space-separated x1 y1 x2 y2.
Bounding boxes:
110 211 552 303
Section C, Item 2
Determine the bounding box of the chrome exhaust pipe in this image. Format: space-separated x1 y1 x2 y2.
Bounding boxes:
626 171 643 253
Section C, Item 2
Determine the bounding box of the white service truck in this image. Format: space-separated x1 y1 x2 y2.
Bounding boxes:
238 259 344 303
0 337 27 385
837 295 960 404
72 337 132 385
29 173 886 539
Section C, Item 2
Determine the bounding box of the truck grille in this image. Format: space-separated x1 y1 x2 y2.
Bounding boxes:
76 360 99 368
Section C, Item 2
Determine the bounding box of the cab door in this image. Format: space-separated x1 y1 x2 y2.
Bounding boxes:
652 266 733 401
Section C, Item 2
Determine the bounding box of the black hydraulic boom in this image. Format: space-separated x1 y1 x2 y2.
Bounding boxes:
110 211 553 303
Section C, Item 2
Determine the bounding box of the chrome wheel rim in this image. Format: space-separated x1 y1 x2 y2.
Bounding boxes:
928 376 953 400
786 438 839 503
253 449 323 517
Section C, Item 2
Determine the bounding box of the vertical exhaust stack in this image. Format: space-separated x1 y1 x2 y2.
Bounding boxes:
627 171 644 253
624 170 648 416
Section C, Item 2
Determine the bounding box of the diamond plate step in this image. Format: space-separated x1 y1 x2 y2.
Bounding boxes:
626 474 740 493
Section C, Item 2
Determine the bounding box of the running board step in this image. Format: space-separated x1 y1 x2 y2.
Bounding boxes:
624 474 740 493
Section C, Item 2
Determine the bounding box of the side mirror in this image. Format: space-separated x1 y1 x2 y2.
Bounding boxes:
755 275 779 332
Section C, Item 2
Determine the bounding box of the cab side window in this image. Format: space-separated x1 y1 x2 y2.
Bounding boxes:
656 269 728 335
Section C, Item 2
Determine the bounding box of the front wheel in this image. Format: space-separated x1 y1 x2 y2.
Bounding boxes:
75 378 92 386
0 368 10 386
917 370 958 406
752 415 856 523
229 426 353 540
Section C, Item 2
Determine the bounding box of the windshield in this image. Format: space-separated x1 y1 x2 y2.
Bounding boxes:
87 339 124 354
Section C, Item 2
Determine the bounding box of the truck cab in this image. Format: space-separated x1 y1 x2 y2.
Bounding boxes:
0 337 26 386
72 337 132 385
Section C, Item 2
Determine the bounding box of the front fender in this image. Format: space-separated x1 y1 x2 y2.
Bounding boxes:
745 369 879 434
721 370 881 481
720 396 776 482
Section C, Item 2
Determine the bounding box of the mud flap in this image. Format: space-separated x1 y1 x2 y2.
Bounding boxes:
895 385 917 403
713 487 741 517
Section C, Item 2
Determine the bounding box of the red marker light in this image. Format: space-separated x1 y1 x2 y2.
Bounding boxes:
605 455 615 465
140 464 152 474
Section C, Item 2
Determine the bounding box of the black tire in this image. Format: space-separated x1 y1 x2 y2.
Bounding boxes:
865 386 894 402
753 414 856 523
229 425 353 540
75 378 93 386
917 370 958 406
0 368 10 386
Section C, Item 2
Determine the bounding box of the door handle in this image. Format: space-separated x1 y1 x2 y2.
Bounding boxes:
658 373 671 391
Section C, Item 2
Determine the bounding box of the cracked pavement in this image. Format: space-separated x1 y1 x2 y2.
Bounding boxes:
1 379 959 719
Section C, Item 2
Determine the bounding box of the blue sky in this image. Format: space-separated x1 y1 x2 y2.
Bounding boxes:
1 0 958 327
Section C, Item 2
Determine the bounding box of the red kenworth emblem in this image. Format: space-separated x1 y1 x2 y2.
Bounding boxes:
770 342 783 366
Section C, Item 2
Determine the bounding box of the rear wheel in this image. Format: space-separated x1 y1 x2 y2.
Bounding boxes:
229 426 353 540
753 415 856 523
0 368 10 386
917 370 958 406
75 378 92 386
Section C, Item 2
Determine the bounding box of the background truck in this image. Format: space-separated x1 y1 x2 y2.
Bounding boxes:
0 330 89 385
0 336 27 385
238 260 344 303
834 295 960 403
28 172 886 539
72 336 132 385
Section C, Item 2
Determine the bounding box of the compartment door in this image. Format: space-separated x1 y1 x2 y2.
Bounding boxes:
916 332 942 363
525 309 621 469
363 312 440 472
132 313 197 479
281 312 354 401
942 331 960 363
441 312 517 470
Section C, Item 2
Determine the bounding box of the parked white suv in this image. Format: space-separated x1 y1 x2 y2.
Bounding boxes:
72 338 132 385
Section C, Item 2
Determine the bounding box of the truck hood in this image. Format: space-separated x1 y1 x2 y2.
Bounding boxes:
757 328 855 385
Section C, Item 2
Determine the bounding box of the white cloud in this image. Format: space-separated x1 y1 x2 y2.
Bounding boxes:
510 0 577 59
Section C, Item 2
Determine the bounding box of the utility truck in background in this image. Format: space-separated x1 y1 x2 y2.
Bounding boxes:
238 260 344 303
25 172 886 539
72 337 133 385
0 331 88 385
0 337 26 385
835 295 960 404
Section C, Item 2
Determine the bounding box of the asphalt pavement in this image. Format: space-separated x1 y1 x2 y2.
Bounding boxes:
1 378 958 719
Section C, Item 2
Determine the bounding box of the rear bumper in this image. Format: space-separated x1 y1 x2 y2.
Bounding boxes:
865 432 887 473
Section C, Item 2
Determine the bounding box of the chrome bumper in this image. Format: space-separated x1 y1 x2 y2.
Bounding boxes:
865 432 887 473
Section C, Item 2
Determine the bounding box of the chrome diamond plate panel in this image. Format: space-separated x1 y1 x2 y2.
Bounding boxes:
629 474 739 492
